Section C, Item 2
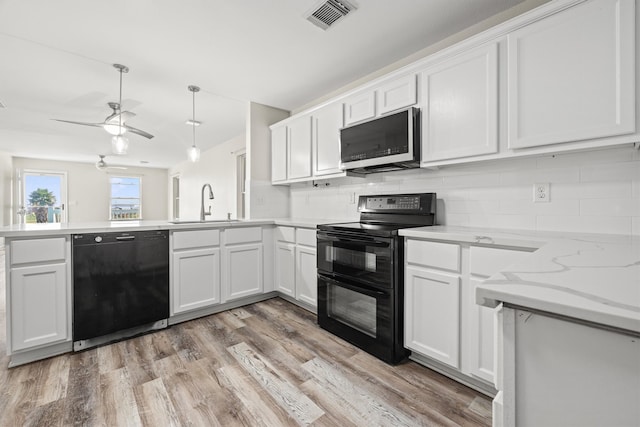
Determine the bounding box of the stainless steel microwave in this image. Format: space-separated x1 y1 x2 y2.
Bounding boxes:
340 107 420 174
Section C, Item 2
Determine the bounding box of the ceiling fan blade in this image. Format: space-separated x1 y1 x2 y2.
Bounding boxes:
105 111 136 124
124 125 154 139
107 166 128 170
52 119 104 128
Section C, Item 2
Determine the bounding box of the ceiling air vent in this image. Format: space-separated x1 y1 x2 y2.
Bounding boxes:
305 0 357 30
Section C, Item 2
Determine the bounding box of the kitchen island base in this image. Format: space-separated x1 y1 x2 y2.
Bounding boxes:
494 305 640 427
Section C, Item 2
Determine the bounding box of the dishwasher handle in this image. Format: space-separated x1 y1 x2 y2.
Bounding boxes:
116 235 136 241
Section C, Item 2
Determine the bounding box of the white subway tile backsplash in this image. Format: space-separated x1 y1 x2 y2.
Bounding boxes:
533 199 580 216
289 146 640 235
580 161 640 183
536 215 632 235
580 198 639 217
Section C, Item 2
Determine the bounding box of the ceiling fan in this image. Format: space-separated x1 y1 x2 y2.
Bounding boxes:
53 64 154 140
96 155 127 171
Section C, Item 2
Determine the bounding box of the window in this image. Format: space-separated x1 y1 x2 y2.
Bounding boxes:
20 169 68 224
110 176 141 220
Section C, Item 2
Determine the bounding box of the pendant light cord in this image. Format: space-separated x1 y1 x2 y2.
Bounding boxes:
118 67 123 132
192 88 196 147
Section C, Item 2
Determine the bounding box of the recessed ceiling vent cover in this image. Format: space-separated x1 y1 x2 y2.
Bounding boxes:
305 0 357 30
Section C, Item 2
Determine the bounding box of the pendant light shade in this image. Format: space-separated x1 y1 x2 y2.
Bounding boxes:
111 135 129 155
187 145 201 162
187 85 201 162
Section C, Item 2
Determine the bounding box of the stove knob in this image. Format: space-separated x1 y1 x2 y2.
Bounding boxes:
94 236 103 243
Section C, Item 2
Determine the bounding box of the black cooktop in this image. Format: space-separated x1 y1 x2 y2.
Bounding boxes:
318 193 437 237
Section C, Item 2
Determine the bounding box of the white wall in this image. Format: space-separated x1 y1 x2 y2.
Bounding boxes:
12 157 169 222
247 102 290 219
168 134 245 220
292 0 552 115
0 152 12 226
290 145 640 236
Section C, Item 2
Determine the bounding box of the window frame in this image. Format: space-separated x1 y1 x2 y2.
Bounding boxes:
109 175 142 221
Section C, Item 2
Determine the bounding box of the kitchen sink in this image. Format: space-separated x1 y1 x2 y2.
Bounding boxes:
168 219 241 224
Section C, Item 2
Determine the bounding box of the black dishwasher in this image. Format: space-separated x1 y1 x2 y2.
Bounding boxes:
72 230 169 351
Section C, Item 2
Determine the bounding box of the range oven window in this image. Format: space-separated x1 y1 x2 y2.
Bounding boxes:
317 231 393 288
327 284 377 337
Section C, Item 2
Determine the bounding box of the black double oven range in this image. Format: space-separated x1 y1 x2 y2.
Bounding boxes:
317 193 436 364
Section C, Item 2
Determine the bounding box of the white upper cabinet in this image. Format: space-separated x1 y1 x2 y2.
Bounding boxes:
507 0 636 149
344 91 376 125
344 74 417 126
271 124 288 183
288 115 313 180
313 102 344 176
421 42 499 163
376 74 418 115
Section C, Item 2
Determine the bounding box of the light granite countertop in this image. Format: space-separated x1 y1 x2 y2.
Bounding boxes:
400 226 640 335
0 217 338 238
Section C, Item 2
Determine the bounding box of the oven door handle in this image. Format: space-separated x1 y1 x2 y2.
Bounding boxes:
320 274 388 297
318 233 390 247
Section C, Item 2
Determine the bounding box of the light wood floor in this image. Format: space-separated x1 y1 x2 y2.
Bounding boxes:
0 249 492 426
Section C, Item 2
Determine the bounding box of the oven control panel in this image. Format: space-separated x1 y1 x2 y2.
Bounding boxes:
365 196 421 211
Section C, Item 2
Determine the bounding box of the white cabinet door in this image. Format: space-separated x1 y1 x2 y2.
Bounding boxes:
10 263 68 351
295 245 317 307
172 247 221 314
225 243 263 301
404 266 460 368
421 42 498 162
468 246 532 384
344 91 376 125
507 0 635 149
271 124 288 183
377 74 417 115
275 241 295 297
288 115 312 180
469 277 496 383
313 103 344 176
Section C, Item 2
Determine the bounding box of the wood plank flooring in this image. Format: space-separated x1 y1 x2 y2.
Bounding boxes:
0 248 492 426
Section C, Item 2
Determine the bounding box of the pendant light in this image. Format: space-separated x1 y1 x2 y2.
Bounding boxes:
111 64 130 155
187 85 201 162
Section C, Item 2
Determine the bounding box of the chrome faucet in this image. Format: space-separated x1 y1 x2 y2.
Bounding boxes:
200 183 214 220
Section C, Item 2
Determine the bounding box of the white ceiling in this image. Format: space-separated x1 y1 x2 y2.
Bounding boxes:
0 0 527 169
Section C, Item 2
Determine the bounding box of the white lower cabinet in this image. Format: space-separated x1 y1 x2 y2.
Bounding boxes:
224 227 264 301
275 241 296 297
172 230 221 315
10 263 68 351
467 246 532 384
295 244 317 306
8 237 70 353
172 248 221 314
405 237 536 391
405 266 460 368
274 226 318 309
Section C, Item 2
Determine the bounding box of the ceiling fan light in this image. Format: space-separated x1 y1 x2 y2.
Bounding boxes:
103 123 127 136
187 145 201 162
111 135 129 155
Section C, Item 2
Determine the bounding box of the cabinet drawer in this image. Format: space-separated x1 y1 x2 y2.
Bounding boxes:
470 246 533 277
11 238 66 265
275 226 295 243
173 229 220 250
225 227 262 245
406 239 460 272
296 228 316 247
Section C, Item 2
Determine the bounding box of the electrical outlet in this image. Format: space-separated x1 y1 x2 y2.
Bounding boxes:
533 183 550 203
